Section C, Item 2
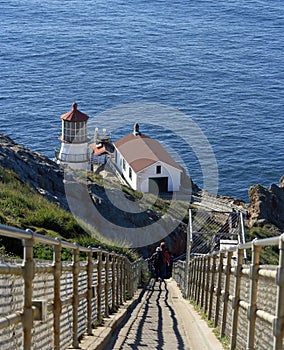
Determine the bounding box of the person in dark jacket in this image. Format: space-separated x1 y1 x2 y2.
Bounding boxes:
148 247 163 281
159 242 170 280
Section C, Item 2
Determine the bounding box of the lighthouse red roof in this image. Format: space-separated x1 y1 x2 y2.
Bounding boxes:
61 102 89 122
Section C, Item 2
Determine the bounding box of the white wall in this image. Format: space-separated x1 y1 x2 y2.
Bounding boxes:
114 149 138 190
58 142 89 170
137 162 181 192
114 148 181 192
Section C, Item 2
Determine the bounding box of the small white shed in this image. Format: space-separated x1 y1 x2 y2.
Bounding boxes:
113 124 182 193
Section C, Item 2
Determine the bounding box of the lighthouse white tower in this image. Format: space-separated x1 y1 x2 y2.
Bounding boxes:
57 102 90 170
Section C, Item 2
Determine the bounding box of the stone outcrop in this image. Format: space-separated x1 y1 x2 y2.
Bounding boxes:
0 134 68 209
248 180 284 230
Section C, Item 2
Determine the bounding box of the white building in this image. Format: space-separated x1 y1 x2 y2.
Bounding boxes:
113 124 182 193
56 102 90 170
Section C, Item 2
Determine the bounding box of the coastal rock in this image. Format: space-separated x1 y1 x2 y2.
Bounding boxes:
248 180 284 230
0 134 68 209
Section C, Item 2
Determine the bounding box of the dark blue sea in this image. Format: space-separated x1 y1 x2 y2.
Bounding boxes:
1 0 283 201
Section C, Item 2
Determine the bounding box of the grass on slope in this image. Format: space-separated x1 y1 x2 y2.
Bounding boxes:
245 224 281 265
0 166 138 261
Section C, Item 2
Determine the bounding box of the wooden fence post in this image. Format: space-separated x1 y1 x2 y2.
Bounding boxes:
22 236 35 350
115 255 120 306
122 257 127 302
188 260 194 299
214 252 224 328
247 240 261 350
204 255 211 315
196 258 202 305
53 240 62 349
221 250 233 338
230 247 244 350
273 234 284 349
72 246 80 349
97 250 102 320
104 253 109 318
87 249 93 335
192 259 198 301
208 254 216 321
111 254 116 311
118 257 123 305
200 256 206 309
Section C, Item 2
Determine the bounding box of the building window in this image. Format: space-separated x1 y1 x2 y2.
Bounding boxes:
129 167 132 180
156 165 161 174
122 159 126 171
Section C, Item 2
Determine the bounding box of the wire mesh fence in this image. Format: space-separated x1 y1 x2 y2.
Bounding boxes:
188 209 246 257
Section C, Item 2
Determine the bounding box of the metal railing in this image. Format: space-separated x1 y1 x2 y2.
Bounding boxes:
191 193 247 213
173 234 284 350
0 224 144 350
54 149 89 163
187 209 246 257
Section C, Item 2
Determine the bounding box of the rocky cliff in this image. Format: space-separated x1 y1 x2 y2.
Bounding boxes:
248 180 284 230
0 134 68 209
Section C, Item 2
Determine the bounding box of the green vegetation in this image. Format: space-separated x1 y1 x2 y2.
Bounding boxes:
0 166 138 261
245 225 280 264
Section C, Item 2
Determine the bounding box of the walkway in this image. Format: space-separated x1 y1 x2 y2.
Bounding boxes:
79 278 224 350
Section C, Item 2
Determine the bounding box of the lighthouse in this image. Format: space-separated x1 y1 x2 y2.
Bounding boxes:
56 102 90 170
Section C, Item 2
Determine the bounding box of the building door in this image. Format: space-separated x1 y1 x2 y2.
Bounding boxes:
149 177 168 193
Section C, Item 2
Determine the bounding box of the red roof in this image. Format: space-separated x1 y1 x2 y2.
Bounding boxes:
61 102 89 122
114 133 182 173
89 142 114 155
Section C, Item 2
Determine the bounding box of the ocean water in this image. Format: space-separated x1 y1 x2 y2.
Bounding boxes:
0 0 283 201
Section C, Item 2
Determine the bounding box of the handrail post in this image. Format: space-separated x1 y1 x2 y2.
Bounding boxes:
192 258 198 301
208 254 216 321
188 260 193 299
128 263 133 298
214 252 224 328
115 255 120 306
200 256 206 309
204 255 211 314
53 239 62 350
104 252 109 318
122 257 126 302
97 250 102 319
230 247 244 350
185 209 193 298
247 240 261 350
196 258 202 305
22 236 35 350
273 234 284 350
111 254 116 311
72 246 80 349
125 261 130 298
119 257 123 304
221 250 232 338
87 249 93 335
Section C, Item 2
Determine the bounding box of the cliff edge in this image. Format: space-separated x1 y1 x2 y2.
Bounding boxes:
0 134 68 209
248 179 284 231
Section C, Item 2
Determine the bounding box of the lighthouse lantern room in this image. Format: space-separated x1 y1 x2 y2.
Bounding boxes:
57 102 90 170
